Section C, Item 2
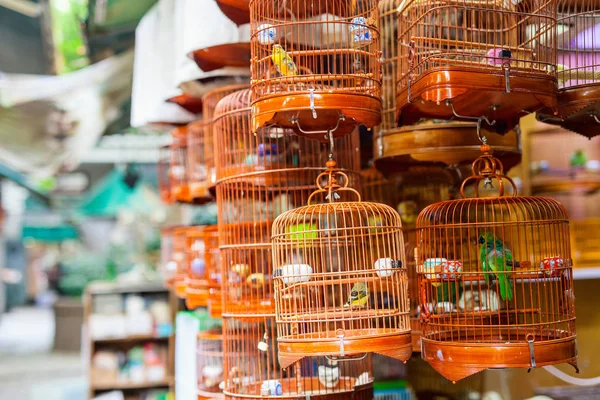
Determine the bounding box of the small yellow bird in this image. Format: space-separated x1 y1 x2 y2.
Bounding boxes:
271 44 298 77
344 282 369 308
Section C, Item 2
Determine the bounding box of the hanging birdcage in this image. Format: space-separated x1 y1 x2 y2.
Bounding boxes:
222 316 374 399
187 121 212 203
197 326 225 399
374 120 522 174
171 126 192 203
172 227 189 298
213 88 361 318
396 0 558 133
537 1 600 138
202 84 250 190
249 0 382 138
185 226 220 310
158 145 175 204
379 0 403 133
361 168 401 206
160 227 178 288
415 145 578 381
271 160 412 368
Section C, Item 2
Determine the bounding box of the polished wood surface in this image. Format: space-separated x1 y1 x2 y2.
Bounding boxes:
538 85 600 138
167 94 203 114
396 69 558 133
215 0 249 25
190 43 251 72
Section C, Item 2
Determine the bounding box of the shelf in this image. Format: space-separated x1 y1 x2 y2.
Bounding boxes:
86 281 167 295
531 173 600 195
93 334 171 344
573 268 600 280
91 377 172 391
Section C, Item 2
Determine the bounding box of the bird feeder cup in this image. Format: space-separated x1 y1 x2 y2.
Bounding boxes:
416 146 578 381
185 226 220 310
396 0 558 133
249 0 382 139
271 160 412 369
537 0 600 138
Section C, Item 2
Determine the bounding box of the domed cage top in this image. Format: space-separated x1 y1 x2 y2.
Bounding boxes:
213 89 362 318
197 325 225 399
415 147 578 381
537 0 600 138
185 226 220 310
172 227 189 298
249 0 382 138
222 316 374 399
170 126 192 203
396 0 558 133
203 84 250 188
271 161 412 369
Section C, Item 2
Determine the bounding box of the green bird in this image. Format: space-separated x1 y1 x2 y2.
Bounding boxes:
570 149 587 169
344 282 369 308
478 232 514 301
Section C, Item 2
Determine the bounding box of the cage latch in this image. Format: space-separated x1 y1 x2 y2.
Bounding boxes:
309 88 318 119
527 334 536 371
503 63 511 93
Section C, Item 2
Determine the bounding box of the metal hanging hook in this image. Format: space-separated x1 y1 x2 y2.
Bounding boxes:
476 118 488 145
591 113 600 124
446 100 497 128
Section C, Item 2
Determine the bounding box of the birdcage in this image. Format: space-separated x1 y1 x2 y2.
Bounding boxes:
373 120 522 174
160 227 178 288
271 160 412 368
172 227 189 298
158 145 175 204
171 126 192 203
415 145 578 381
197 326 225 399
379 0 403 133
249 0 382 138
187 121 212 203
361 168 401 206
185 226 220 310
537 1 600 138
214 88 361 318
222 316 374 399
396 0 558 133
202 84 249 189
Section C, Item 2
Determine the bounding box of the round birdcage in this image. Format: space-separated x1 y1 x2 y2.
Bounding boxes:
158 145 175 204
249 0 382 138
213 88 362 318
373 120 522 174
185 226 220 310
379 0 403 133
202 84 250 189
415 145 578 381
271 160 412 368
396 0 558 133
172 227 189 298
171 126 192 203
222 316 374 399
160 227 178 288
360 168 401 206
537 0 600 138
187 121 212 203
197 326 225 399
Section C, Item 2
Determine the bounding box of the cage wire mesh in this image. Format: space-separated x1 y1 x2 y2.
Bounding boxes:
249 0 382 137
170 126 192 203
160 227 177 289
185 226 220 310
158 145 175 204
415 146 578 381
214 88 372 399
396 0 558 133
271 161 412 368
197 325 226 399
537 0 600 138
187 120 212 202
172 227 189 298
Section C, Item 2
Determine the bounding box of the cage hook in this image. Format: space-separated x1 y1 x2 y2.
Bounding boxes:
503 63 511 93
447 101 496 128
291 114 345 138
476 118 488 145
527 334 536 372
591 113 600 124
309 89 318 119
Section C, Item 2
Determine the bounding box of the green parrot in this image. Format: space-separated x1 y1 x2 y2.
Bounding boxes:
478 232 514 301
570 149 587 169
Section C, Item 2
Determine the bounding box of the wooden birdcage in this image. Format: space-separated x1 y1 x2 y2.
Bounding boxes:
202 84 250 189
185 226 220 310
173 227 189 298
187 121 212 203
222 316 374 399
396 0 558 133
160 227 178 288
271 160 412 368
158 145 175 204
379 0 403 133
537 0 600 138
249 0 382 138
361 168 401 206
214 88 361 318
415 145 578 381
374 121 522 174
197 326 225 399
171 126 192 203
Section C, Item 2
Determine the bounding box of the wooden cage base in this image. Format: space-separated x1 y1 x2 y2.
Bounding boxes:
251 93 381 139
223 299 275 318
190 181 213 204
421 333 578 382
185 286 210 309
175 281 188 299
537 85 600 138
224 377 373 400
198 388 225 400
411 318 422 353
277 329 412 369
217 167 317 189
373 123 521 173
396 68 557 133
173 184 192 203
215 0 249 25
208 292 223 319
